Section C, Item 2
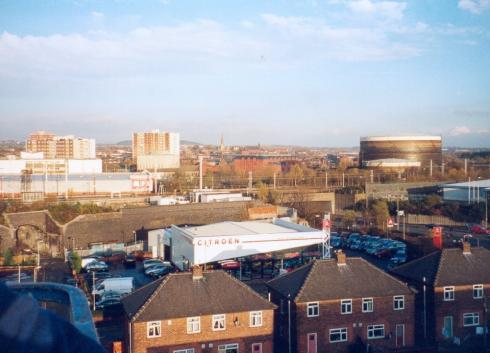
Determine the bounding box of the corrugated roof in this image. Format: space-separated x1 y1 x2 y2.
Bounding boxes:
444 179 490 188
121 270 276 322
267 257 412 303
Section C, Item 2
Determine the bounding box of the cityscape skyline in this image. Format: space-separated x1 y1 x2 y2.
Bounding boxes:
1 0 489 147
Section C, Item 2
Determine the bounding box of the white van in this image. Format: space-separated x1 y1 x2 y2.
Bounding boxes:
92 277 134 297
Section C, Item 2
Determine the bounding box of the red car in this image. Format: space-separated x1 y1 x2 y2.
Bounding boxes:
470 225 490 235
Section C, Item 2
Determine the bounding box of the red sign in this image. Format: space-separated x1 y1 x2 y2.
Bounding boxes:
387 218 394 228
433 227 443 249
322 219 331 230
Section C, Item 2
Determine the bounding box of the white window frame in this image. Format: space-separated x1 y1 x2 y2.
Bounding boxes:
212 314 226 331
362 298 373 313
393 295 405 310
367 324 385 340
147 321 161 338
463 313 480 327
187 316 201 334
307 302 319 317
341 299 352 314
252 342 262 353
329 328 348 343
218 343 239 353
250 311 263 327
473 284 484 299
443 286 455 301
174 349 195 353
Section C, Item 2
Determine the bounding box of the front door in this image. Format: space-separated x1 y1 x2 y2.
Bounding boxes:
443 316 453 338
307 333 317 353
395 324 405 347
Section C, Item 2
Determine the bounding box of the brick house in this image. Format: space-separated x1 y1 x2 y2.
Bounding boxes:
121 266 276 353
266 251 415 353
391 242 490 345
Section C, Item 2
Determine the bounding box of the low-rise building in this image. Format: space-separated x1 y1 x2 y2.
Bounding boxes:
121 266 276 353
266 252 415 353
391 243 490 345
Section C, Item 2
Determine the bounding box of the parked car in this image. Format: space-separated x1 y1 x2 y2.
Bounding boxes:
390 250 407 264
143 259 164 269
95 297 122 310
124 254 137 267
470 225 490 235
144 263 172 275
132 250 153 261
85 261 108 273
146 265 174 278
92 277 134 297
218 260 241 270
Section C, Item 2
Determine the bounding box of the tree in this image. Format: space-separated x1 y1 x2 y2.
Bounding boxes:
342 210 357 229
71 251 82 274
288 164 304 186
370 200 389 230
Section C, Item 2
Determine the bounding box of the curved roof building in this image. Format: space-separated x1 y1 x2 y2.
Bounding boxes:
360 135 442 168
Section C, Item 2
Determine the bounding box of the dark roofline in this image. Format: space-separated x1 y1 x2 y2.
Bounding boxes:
390 250 441 285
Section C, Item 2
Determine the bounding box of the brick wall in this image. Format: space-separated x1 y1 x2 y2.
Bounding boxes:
130 310 274 353
434 284 489 341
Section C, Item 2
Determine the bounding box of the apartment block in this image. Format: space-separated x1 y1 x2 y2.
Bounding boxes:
132 130 180 170
26 131 96 159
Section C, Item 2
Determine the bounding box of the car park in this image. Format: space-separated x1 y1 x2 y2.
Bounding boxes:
146 265 173 278
124 254 137 267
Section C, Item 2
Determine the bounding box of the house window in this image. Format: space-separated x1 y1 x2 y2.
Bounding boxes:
444 287 455 301
250 311 263 327
212 314 226 331
174 350 195 353
473 285 484 299
463 313 480 327
394 296 405 310
367 325 385 339
341 299 352 314
187 317 200 334
329 328 348 342
307 302 319 317
252 343 262 353
218 343 239 353
147 321 161 338
362 298 373 313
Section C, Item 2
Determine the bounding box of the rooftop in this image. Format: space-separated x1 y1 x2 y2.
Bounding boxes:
176 219 317 238
361 135 442 142
391 246 490 287
443 179 490 189
267 257 412 303
121 270 276 322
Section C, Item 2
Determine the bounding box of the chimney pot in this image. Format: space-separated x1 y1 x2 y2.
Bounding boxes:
336 250 346 265
463 241 471 254
192 265 203 280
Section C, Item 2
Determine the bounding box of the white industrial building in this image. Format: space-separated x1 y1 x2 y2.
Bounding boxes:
443 179 490 203
189 189 252 203
0 172 153 197
162 219 327 270
0 158 102 175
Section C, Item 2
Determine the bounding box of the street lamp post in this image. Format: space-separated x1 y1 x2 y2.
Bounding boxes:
35 240 43 283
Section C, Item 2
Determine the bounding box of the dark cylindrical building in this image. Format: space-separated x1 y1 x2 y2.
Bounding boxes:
359 136 442 168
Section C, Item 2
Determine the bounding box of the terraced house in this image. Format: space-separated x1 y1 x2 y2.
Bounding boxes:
121 266 276 353
392 242 490 345
266 251 415 353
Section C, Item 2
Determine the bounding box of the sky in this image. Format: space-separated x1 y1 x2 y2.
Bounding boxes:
0 0 489 147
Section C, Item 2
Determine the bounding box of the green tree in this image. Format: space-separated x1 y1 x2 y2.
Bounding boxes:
3 248 14 266
342 210 357 229
71 251 82 274
370 200 389 230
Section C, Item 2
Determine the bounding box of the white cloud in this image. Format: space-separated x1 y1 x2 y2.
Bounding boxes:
0 15 422 81
91 11 104 19
458 0 490 14
449 126 471 136
347 0 407 20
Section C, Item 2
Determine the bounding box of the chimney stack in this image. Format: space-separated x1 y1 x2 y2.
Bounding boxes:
192 265 203 280
336 250 346 265
462 241 471 254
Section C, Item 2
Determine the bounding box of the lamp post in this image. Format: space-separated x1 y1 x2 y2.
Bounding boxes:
35 240 43 283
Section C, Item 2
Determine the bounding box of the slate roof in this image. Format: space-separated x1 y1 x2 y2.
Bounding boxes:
266 257 412 303
391 246 490 287
121 270 276 322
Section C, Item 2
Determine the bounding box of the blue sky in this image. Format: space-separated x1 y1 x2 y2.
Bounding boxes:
0 0 489 147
